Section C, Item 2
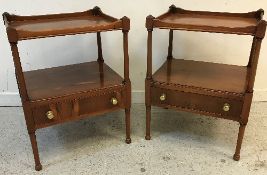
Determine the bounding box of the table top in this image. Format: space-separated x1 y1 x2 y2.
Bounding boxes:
149 6 265 36
3 7 126 41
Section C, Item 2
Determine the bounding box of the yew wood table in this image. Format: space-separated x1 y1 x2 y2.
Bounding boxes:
3 7 131 171
145 5 266 161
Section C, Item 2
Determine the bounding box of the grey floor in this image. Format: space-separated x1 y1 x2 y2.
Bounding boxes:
0 103 267 175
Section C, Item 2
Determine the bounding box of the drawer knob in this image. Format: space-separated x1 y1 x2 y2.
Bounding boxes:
160 93 166 101
111 97 118 105
223 103 230 112
46 111 55 120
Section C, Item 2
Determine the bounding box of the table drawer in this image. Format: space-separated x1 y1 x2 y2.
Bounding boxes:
32 91 124 128
151 87 243 120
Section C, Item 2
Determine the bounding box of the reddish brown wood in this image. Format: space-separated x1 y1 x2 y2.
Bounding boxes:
167 29 173 59
3 7 131 171
153 59 248 98
23 62 124 101
97 32 104 62
145 6 266 161
29 132 42 171
233 123 247 161
151 87 243 121
145 16 153 140
10 43 29 102
154 5 264 36
2 7 125 42
122 17 131 143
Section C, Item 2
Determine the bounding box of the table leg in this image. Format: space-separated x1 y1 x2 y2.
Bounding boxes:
29 132 42 171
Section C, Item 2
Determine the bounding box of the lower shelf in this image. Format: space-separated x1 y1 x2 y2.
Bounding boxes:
152 59 249 98
24 61 124 101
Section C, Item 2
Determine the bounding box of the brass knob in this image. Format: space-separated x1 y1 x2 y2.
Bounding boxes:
111 97 118 105
223 103 230 112
46 111 55 120
160 93 166 101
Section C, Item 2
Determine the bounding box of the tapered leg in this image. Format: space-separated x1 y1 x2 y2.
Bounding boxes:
29 132 42 171
125 108 131 144
233 123 247 161
145 106 151 140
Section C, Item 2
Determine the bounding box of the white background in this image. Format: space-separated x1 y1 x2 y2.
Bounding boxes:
0 0 267 105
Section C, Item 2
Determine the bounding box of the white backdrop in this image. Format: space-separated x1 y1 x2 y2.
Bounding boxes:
0 0 267 105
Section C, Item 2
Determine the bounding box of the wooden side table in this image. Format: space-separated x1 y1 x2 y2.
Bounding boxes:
145 5 266 160
3 7 131 171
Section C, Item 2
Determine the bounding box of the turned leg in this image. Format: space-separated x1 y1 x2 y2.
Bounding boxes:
233 123 247 161
29 132 42 171
125 108 131 144
145 106 151 140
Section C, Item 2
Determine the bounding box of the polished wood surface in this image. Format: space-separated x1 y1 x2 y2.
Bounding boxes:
33 91 124 129
151 87 243 121
153 59 248 96
3 7 124 41
3 7 131 171
24 61 123 101
153 5 265 36
145 5 266 162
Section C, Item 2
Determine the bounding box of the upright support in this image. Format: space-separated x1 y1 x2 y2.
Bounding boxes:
96 32 104 85
122 16 131 144
247 21 266 92
247 37 263 92
97 32 104 63
234 21 266 161
145 15 154 140
10 42 42 170
167 29 174 59
10 42 29 102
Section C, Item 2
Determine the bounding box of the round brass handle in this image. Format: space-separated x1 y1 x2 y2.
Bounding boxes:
46 111 55 120
223 103 230 112
111 97 118 105
160 93 166 101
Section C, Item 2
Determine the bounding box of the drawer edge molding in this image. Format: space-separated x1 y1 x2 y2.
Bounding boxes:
153 103 240 122
152 81 245 100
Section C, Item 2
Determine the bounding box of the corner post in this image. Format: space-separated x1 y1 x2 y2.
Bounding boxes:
97 32 104 63
10 42 29 102
122 16 131 144
145 15 154 140
247 20 266 92
167 29 174 59
10 41 42 170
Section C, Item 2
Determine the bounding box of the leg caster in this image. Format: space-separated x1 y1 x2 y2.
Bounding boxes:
125 138 131 144
125 108 131 144
29 132 42 171
233 123 247 161
145 106 151 140
35 164 43 171
145 135 151 140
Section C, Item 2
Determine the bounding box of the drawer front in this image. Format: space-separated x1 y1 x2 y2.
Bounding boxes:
32 91 124 128
151 87 243 120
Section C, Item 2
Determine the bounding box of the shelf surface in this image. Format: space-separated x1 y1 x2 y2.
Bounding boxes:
152 59 248 96
24 61 124 101
3 8 124 41
152 7 264 35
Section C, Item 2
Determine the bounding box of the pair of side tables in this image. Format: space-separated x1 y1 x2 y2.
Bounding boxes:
3 5 266 171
